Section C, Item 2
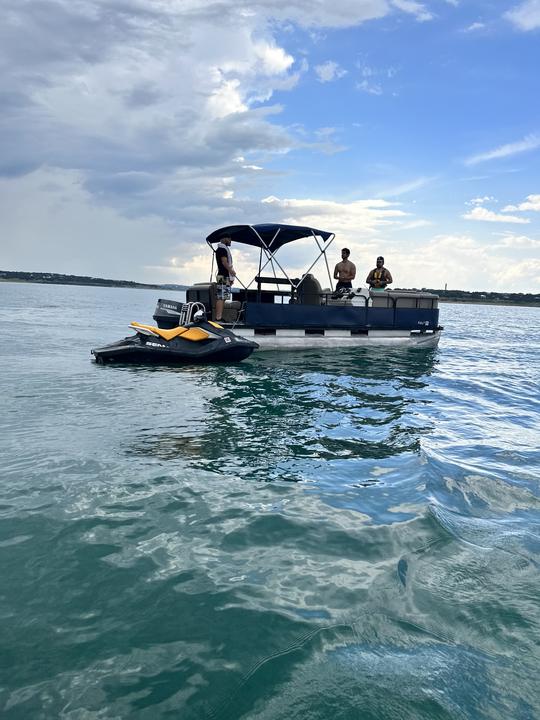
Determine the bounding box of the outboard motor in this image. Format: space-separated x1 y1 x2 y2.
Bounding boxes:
153 298 184 329
153 298 208 328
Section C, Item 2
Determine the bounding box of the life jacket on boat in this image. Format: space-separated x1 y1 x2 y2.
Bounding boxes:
371 269 389 286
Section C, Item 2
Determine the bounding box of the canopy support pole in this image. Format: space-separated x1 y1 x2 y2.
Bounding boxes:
294 231 336 291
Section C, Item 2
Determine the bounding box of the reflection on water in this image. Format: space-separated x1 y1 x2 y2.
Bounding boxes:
126 348 438 492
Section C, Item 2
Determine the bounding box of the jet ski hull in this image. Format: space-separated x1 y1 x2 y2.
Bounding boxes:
92 323 258 365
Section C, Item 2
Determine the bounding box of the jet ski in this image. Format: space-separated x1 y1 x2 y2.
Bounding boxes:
91 301 258 365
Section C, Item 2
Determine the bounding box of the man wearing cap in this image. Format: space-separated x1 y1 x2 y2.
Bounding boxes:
366 256 393 290
215 236 236 321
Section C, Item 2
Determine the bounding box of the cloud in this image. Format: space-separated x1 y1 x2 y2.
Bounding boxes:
314 61 347 83
355 62 398 96
463 22 486 32
165 193 417 285
466 196 496 206
390 0 433 22
464 134 540 165
406 233 540 292
397 219 433 230
357 80 383 95
380 176 435 197
502 194 540 212
493 258 540 287
314 127 339 139
505 0 540 31
462 207 530 224
493 232 540 249
252 0 391 28
261 195 410 235
3 167 537 293
0 167 414 283
2 0 537 296
0 167 182 282
0 0 395 207
0 8 301 183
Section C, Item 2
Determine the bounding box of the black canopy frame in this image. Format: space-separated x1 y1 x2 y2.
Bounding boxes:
206 224 336 294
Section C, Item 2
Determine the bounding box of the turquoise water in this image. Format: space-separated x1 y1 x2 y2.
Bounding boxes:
0 282 538 719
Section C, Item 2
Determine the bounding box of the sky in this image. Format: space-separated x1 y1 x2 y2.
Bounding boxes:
1 0 539 292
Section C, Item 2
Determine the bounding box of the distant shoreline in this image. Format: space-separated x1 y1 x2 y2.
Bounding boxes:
0 271 187 293
0 278 185 291
1 272 538 307
437 298 539 308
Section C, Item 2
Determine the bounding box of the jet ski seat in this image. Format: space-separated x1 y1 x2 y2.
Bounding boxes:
130 322 209 342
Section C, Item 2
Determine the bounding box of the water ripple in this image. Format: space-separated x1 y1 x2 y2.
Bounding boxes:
0 284 539 719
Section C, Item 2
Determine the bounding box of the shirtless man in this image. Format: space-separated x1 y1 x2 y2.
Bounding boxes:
333 248 356 291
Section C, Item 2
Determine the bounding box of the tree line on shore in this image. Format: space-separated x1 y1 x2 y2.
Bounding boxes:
423 288 540 306
0 270 187 292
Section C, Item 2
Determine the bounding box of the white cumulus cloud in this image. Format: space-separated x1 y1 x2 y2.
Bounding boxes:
391 0 433 22
493 232 540 248
505 0 540 31
463 22 486 32
462 207 530 224
502 194 540 212
409 233 540 292
467 196 496 206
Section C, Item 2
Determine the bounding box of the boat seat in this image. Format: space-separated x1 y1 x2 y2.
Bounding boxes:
299 274 322 305
222 300 242 323
369 291 392 308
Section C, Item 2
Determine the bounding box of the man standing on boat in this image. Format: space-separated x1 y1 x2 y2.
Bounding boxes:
215 236 236 321
366 256 393 290
333 248 356 291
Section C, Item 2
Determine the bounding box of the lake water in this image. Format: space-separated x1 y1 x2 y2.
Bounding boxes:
0 282 539 720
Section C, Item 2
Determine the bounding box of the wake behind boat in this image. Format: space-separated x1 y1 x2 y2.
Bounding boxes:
178 223 443 350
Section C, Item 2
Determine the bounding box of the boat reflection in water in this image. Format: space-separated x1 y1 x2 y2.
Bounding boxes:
124 346 439 520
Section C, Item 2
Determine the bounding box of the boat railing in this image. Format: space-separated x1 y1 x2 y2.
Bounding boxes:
249 289 438 310
186 283 438 320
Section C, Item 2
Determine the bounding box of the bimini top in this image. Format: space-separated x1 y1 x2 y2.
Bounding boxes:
206 224 333 252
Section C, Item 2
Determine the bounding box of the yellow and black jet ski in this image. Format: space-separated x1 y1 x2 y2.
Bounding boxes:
92 302 258 365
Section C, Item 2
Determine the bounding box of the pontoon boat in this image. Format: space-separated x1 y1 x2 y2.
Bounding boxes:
169 224 442 350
